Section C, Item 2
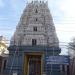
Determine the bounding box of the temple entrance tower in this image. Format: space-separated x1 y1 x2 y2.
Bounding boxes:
7 1 62 75
10 1 59 47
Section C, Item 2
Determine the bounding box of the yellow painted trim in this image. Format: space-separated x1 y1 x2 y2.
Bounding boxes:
41 53 44 75
24 55 29 75
23 52 44 75
0 42 7 48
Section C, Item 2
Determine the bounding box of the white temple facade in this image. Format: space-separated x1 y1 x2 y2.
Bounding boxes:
10 1 59 47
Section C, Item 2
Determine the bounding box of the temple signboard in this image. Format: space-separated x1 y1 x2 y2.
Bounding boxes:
45 56 70 65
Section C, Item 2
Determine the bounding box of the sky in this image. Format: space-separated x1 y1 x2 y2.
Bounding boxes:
0 0 75 55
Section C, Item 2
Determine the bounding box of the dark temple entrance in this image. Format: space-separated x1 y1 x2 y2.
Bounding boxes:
24 53 42 75
29 55 41 75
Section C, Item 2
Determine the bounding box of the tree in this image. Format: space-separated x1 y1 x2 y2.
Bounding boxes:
68 38 75 58
68 38 75 50
68 38 75 75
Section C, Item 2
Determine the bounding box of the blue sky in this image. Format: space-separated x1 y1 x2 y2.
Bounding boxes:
0 0 75 54
0 0 26 39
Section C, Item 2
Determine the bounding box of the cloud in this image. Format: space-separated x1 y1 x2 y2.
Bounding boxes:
59 0 75 17
53 0 75 42
0 0 5 8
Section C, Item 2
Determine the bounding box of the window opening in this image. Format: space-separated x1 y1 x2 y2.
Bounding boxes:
36 18 38 21
35 9 38 13
32 39 37 46
33 26 37 31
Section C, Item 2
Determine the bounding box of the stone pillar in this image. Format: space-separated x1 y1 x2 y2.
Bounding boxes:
65 65 67 75
1 58 4 74
60 65 63 75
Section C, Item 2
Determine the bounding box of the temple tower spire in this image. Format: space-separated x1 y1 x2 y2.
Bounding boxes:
10 1 59 47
